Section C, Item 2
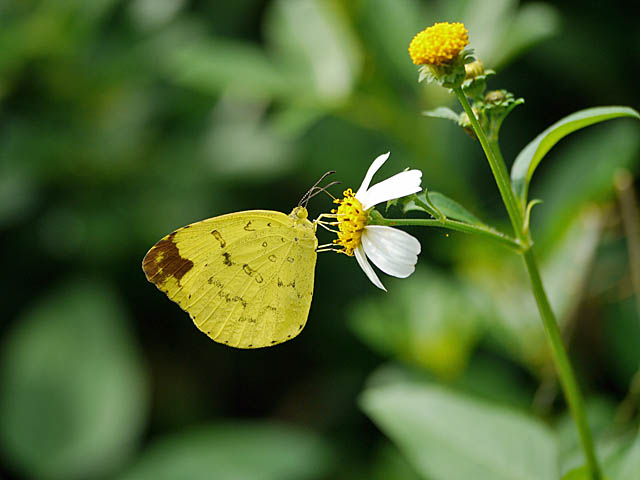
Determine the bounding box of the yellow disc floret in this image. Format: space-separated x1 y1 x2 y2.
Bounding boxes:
409 22 469 66
331 188 368 256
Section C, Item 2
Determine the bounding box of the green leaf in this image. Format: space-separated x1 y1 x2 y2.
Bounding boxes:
0 280 148 480
511 106 640 206
532 121 640 250
404 191 485 226
561 466 589 480
360 376 558 480
422 107 461 124
368 442 424 480
118 422 334 480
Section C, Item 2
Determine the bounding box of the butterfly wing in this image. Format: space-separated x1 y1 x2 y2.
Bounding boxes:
142 210 317 348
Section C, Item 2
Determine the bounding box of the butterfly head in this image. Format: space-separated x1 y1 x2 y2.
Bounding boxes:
290 206 309 223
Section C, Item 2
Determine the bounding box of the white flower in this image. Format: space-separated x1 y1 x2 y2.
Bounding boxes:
331 152 422 291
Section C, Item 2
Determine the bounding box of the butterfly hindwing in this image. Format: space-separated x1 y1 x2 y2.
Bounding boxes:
143 209 317 348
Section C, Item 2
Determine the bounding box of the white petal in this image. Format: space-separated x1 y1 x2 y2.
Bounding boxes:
361 226 421 278
354 244 387 291
355 152 390 198
359 170 422 211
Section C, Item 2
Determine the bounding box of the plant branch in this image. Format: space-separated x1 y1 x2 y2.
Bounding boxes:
372 216 522 252
453 88 527 245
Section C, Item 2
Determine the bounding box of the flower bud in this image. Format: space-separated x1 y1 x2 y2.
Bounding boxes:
464 60 484 80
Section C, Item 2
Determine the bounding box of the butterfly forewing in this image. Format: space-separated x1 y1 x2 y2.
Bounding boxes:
142 209 317 348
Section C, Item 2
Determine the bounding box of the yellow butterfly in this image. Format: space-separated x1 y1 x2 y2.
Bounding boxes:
142 174 335 349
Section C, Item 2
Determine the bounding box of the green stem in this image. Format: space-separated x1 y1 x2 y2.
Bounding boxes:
453 87 602 479
522 249 602 480
453 88 527 245
373 216 521 252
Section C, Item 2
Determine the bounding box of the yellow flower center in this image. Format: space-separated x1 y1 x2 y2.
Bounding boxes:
331 188 367 256
408 22 469 66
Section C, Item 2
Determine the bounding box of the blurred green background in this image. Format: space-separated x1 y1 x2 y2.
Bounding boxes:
1 1 639 479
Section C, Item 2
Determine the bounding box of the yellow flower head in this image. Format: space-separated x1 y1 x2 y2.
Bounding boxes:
409 22 469 66
331 188 367 256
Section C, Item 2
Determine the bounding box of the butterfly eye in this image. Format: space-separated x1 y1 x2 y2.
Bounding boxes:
295 207 307 219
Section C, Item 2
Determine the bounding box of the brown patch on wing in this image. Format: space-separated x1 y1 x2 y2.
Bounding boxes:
142 232 194 287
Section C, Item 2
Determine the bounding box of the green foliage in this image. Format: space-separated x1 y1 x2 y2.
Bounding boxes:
490 2 561 66
422 106 462 124
560 428 640 480
458 206 602 368
349 270 485 378
118 422 335 480
158 36 293 100
562 467 591 480
0 280 147 479
360 368 558 480
0 1 638 479
615 431 640 480
604 297 640 390
456 0 560 67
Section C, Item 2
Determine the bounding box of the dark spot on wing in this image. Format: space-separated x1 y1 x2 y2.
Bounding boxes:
262 241 268 247
211 230 226 247
222 252 233 266
244 221 255 231
268 254 277 262
287 257 294 263
267 222 272 227
242 264 264 283
142 232 194 286
217 287 247 307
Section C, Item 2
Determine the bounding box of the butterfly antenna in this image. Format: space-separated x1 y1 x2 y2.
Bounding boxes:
305 181 341 203
298 171 335 207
